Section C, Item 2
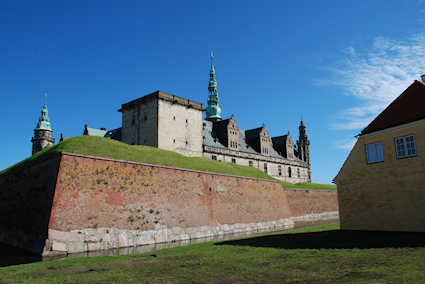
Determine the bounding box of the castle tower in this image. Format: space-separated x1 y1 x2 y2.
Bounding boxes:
205 53 222 122
296 120 310 165
31 98 55 155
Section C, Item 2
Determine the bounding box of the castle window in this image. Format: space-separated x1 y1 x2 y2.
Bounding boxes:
173 116 176 120
395 135 416 159
249 161 253 167
173 139 175 143
278 165 282 176
186 119 188 124
298 168 300 178
366 142 384 163
264 163 267 173
212 155 217 160
288 167 292 177
231 158 236 163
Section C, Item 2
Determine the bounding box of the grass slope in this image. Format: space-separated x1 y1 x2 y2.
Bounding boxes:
281 181 337 190
0 136 273 180
2 223 425 283
1 135 336 189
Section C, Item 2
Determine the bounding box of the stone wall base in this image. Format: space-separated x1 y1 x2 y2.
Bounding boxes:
291 211 339 221
42 218 295 257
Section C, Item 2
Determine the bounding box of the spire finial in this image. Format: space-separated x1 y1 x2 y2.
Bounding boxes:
211 52 214 67
45 93 47 104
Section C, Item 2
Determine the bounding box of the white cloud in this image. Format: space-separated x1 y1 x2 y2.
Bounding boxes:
321 33 425 131
332 137 357 150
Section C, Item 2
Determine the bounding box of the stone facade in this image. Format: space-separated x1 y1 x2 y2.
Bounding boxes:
120 94 159 147
203 145 310 183
32 129 55 155
157 98 203 157
119 91 204 157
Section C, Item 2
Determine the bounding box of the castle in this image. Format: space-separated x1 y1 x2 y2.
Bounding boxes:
32 56 311 183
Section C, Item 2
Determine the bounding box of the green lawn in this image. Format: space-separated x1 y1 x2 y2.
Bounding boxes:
1 135 336 190
281 181 337 190
1 223 425 283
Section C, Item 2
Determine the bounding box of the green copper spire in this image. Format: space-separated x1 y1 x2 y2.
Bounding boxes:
206 53 222 121
35 97 53 131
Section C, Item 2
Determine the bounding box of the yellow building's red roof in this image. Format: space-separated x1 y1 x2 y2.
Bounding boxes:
361 80 425 135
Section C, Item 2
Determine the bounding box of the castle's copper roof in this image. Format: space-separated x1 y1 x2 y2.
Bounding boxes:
361 80 425 135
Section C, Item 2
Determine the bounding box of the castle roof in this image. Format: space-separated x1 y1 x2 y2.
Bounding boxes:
85 127 108 137
83 125 122 140
361 80 425 135
203 120 303 162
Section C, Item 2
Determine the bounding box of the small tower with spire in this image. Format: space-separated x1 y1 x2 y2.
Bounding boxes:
296 120 310 165
205 53 222 122
31 94 55 155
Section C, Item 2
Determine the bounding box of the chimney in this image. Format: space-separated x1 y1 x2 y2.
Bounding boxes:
421 75 425 82
101 127 106 131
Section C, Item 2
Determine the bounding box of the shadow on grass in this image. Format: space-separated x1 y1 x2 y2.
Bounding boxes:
216 230 425 250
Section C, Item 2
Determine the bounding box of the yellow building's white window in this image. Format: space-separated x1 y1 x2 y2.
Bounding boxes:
366 142 384 164
395 134 417 159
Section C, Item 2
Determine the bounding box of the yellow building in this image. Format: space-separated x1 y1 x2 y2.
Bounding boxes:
334 78 425 232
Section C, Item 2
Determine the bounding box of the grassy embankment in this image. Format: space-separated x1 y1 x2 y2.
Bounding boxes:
1 222 425 283
0 135 336 189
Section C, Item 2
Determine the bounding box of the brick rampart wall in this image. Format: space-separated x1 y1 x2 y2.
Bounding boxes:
0 156 61 253
49 154 292 232
283 189 338 217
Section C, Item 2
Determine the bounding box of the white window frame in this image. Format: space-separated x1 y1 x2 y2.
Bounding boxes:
395 134 417 159
366 142 384 164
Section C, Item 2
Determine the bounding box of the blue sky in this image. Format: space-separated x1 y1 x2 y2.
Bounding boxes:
2 0 425 184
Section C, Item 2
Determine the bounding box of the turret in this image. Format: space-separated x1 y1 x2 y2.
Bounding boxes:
31 96 55 155
296 120 310 165
205 53 222 122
